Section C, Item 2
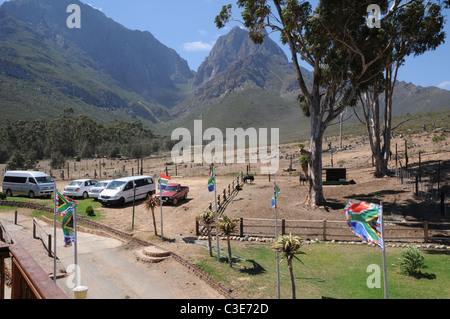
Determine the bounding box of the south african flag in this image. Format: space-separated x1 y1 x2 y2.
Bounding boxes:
208 168 215 192
271 181 280 209
55 191 77 247
345 201 383 249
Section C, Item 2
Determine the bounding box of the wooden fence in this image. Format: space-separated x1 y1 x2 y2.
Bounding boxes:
197 173 244 236
197 217 450 244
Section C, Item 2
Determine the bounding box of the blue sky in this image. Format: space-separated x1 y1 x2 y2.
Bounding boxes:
1 0 450 90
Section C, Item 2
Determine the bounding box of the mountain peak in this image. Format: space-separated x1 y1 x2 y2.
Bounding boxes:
193 26 288 87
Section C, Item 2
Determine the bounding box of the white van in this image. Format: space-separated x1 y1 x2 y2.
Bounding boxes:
98 176 155 206
2 171 56 198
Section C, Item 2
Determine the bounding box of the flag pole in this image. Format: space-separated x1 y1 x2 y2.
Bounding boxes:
160 171 164 240
73 204 79 288
53 186 57 283
274 177 281 299
380 201 388 299
213 165 220 262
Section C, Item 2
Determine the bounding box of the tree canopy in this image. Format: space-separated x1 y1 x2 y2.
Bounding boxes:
216 0 448 207
0 112 173 169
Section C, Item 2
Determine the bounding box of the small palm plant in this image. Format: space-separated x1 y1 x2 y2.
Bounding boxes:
197 210 216 257
144 195 160 236
272 234 305 299
217 215 239 267
398 246 427 277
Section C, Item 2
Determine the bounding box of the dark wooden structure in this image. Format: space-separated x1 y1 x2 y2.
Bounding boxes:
323 167 347 185
0 244 67 299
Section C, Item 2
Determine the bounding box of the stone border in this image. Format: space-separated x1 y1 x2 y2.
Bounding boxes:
198 235 450 250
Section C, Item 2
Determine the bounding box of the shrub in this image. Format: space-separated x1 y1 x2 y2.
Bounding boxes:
0 192 7 200
432 134 446 143
85 205 95 217
398 246 426 276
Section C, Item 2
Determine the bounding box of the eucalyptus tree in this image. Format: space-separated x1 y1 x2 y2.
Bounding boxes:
353 1 447 177
215 1 430 207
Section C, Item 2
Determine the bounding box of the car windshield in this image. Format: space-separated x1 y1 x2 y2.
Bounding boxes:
107 181 126 189
69 181 82 186
95 182 109 187
35 176 54 184
165 185 178 192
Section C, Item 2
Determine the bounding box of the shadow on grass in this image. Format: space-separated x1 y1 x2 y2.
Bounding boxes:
406 271 437 280
239 259 266 276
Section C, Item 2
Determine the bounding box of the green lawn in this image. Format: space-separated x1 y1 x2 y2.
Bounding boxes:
195 241 450 299
2 195 104 222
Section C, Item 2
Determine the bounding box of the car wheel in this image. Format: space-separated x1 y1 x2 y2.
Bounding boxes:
28 191 35 199
173 198 178 206
6 189 12 197
82 191 88 199
119 198 125 207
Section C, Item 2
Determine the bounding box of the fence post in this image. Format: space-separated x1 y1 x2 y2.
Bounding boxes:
195 220 199 236
415 176 419 197
423 222 429 243
441 191 445 216
323 220 327 241
240 218 244 237
282 219 286 236
405 139 408 169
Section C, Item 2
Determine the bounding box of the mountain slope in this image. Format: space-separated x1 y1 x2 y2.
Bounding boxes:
0 0 195 126
0 1 448 141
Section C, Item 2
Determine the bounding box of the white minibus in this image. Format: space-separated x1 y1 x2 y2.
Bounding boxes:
98 176 155 206
2 171 56 198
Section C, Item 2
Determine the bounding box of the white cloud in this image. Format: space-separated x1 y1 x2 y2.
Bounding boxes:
438 81 450 90
87 4 102 11
183 41 215 52
198 29 208 36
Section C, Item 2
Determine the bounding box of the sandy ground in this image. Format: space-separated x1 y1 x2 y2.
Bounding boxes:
40 132 449 261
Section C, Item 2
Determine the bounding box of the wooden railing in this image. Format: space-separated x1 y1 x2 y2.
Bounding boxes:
196 217 450 244
0 244 67 299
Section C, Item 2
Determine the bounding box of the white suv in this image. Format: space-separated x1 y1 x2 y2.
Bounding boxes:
63 179 97 199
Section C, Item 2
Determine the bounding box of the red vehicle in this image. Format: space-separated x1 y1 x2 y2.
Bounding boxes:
156 183 189 205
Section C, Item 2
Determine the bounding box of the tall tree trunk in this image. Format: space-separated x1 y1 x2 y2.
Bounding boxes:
288 256 296 299
362 87 392 178
306 109 326 207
